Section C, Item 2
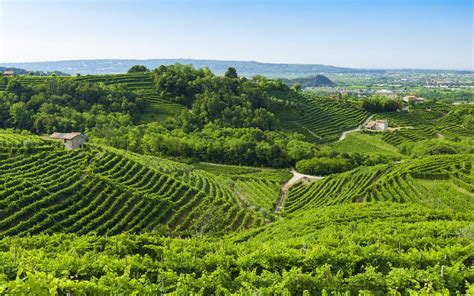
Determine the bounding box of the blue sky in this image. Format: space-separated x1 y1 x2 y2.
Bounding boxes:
1 0 472 69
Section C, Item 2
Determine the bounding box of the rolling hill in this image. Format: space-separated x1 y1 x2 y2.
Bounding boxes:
0 69 473 294
284 154 473 214
0 132 283 237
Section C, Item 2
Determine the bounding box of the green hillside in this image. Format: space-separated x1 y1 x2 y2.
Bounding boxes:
7 73 371 143
378 103 474 146
285 154 473 214
0 134 271 237
1 202 472 294
0 67 473 294
274 92 369 143
13 73 185 124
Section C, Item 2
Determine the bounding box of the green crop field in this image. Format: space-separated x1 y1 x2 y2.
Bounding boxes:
328 132 402 157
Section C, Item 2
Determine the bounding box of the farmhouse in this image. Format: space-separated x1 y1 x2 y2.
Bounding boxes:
403 95 425 104
3 70 15 77
50 132 87 150
366 119 388 131
375 89 396 99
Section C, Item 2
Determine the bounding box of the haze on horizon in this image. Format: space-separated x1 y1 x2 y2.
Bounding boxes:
0 0 473 70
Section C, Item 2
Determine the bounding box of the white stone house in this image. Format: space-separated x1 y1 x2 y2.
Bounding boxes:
50 132 87 150
3 70 15 77
366 119 388 131
403 95 425 104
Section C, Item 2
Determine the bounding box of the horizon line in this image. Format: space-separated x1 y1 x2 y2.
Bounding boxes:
1 58 473 72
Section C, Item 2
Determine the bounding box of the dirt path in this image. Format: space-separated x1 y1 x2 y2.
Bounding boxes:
339 115 374 141
274 168 323 213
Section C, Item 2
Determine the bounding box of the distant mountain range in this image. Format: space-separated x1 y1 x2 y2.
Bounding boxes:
2 59 471 78
0 59 385 78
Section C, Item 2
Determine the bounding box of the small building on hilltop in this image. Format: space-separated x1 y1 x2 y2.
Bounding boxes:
366 119 388 131
375 89 396 99
3 70 15 77
50 132 87 150
403 95 425 104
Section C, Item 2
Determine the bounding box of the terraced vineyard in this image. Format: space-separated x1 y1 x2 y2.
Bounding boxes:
0 77 6 91
0 130 59 154
275 92 369 143
2 202 472 294
378 104 474 146
192 162 290 211
135 89 185 123
285 154 474 213
0 137 265 237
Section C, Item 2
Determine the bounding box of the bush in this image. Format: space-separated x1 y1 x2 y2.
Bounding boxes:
127 65 149 73
296 157 352 175
362 95 401 113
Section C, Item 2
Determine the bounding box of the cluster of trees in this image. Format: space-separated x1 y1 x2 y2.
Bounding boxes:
296 151 399 175
0 65 308 167
127 65 150 73
92 122 319 167
361 95 402 113
0 78 142 133
154 65 284 131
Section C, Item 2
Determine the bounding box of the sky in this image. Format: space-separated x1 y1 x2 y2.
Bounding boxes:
0 0 473 69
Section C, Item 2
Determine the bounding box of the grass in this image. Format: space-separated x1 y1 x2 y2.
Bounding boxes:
328 131 402 157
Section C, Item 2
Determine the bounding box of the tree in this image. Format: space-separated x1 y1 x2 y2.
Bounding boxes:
362 95 401 113
292 83 302 92
224 67 238 79
9 102 33 129
127 65 149 73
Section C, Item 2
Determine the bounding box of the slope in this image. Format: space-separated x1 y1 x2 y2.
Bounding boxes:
0 131 267 237
1 202 472 294
273 91 370 143
284 154 474 214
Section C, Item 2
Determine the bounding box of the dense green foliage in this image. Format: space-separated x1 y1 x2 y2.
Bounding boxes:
0 76 141 133
92 122 320 167
296 151 399 176
361 95 402 113
0 202 472 294
127 65 150 73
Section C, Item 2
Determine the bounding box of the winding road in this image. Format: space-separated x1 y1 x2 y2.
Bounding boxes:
274 115 375 213
339 115 374 141
274 168 323 213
